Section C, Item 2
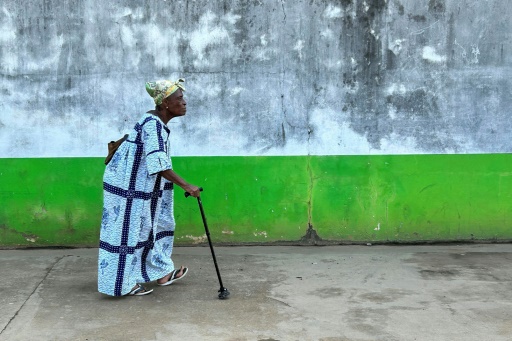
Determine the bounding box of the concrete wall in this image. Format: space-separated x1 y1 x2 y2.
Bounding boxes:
1 0 511 157
1 0 512 247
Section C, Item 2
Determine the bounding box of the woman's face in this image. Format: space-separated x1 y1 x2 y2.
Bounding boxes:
164 89 187 117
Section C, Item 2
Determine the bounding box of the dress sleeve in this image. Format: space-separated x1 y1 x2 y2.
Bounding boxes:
142 118 172 175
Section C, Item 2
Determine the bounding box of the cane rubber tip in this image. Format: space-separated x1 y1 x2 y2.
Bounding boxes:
218 288 230 299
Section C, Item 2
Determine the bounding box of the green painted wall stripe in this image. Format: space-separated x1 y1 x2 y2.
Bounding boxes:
1 154 511 247
310 154 512 242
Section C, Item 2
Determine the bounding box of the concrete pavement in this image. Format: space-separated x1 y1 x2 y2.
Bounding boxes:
1 244 512 341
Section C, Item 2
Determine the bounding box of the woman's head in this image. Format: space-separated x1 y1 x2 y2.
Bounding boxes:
146 78 187 119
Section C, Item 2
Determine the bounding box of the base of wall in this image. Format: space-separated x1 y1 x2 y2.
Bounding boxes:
1 154 512 247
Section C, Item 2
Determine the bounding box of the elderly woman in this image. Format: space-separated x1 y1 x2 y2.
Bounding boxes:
98 78 201 296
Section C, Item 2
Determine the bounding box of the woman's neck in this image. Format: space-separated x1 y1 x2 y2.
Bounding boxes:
148 109 171 124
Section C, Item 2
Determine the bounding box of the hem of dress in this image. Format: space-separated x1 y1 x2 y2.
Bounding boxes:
142 264 176 284
98 281 137 297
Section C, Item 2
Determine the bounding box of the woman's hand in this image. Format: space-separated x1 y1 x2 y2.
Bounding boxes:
184 184 201 198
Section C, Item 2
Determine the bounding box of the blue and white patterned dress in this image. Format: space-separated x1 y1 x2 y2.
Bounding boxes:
98 113 177 296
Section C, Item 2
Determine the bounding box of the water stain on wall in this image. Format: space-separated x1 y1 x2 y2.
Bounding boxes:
428 0 446 14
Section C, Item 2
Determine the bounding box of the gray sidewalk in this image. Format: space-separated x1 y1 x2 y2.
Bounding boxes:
1 244 512 341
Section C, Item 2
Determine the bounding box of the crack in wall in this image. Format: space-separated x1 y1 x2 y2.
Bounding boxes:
300 156 323 245
306 156 313 227
0 255 67 336
280 0 287 22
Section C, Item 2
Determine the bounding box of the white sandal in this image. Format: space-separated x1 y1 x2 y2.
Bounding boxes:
158 266 188 286
126 284 153 296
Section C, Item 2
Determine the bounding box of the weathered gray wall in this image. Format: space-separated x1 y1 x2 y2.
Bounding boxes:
1 0 511 157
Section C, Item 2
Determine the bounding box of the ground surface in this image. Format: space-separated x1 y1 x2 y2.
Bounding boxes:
1 244 511 341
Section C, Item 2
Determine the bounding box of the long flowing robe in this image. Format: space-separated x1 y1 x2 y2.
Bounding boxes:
98 113 176 296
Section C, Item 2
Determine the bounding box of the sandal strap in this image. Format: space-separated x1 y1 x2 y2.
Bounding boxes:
171 266 184 280
129 284 144 295
170 269 179 281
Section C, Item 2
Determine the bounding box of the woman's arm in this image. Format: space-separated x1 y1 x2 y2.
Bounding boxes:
160 169 201 197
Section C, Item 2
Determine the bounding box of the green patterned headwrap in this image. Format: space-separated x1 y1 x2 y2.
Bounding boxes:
145 78 186 106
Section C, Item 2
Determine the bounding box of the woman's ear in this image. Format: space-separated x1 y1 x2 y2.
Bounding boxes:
159 98 167 109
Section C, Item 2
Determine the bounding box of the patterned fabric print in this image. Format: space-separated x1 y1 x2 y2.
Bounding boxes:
98 113 177 296
143 183 176 280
